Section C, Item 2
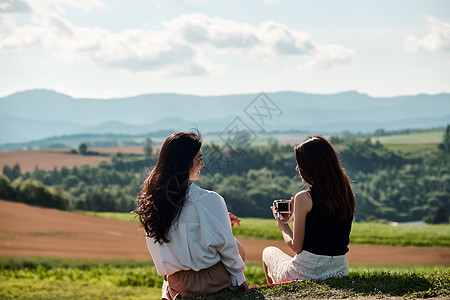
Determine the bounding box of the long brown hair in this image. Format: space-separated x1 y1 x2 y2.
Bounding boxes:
134 132 202 244
295 135 355 221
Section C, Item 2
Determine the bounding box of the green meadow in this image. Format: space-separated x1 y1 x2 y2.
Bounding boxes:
0 257 448 299
371 130 444 144
82 211 138 222
231 218 450 247
84 212 450 248
370 129 444 156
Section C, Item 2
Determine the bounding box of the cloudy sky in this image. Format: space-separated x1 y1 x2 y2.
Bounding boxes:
0 0 449 98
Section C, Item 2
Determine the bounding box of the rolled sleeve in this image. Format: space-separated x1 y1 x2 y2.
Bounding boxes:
230 271 246 286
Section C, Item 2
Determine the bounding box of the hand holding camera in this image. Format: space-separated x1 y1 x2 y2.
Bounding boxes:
272 199 292 224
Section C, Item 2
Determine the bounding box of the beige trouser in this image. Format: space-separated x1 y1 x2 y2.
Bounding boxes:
162 239 245 300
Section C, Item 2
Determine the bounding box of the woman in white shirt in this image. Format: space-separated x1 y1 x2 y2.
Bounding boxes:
134 132 251 299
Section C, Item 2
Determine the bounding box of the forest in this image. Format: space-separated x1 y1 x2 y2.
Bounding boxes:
1 127 449 223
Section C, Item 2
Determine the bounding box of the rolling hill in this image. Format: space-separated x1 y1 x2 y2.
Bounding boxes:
1 89 449 144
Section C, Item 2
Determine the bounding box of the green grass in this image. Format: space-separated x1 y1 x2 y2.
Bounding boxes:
370 130 444 157
83 212 450 248
371 130 444 145
232 218 282 241
231 219 450 247
80 211 138 222
382 143 438 155
350 222 450 247
199 265 449 299
0 279 161 300
1 257 448 299
0 257 161 300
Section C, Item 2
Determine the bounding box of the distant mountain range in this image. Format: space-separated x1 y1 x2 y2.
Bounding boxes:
1 89 449 145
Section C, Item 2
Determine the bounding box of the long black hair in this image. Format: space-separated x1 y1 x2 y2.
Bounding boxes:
134 132 202 244
295 135 355 221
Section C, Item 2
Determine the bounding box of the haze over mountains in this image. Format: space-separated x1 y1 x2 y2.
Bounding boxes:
1 89 449 145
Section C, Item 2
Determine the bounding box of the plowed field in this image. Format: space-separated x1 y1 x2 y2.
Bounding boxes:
0 150 110 172
1 200 449 265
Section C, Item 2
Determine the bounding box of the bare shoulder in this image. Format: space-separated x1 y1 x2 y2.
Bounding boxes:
295 190 312 201
293 190 312 212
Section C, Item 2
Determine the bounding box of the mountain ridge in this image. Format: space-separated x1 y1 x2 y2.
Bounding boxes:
7 88 450 100
1 89 449 144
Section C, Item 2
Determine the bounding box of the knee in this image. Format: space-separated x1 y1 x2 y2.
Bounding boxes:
262 246 278 262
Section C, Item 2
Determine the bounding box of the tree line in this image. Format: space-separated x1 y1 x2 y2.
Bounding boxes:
1 129 449 223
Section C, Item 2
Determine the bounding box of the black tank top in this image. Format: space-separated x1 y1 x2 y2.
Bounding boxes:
301 187 352 256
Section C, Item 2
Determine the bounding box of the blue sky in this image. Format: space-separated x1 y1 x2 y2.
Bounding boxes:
0 0 449 98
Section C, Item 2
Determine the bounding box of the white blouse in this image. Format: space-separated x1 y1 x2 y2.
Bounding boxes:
146 183 246 286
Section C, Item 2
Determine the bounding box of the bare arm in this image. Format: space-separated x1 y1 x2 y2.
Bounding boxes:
272 191 312 254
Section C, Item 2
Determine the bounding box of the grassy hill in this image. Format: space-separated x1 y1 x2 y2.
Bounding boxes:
83 212 450 248
371 130 444 144
370 128 444 156
1 257 448 299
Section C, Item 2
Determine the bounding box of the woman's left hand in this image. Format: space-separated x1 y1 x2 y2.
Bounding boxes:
229 212 241 227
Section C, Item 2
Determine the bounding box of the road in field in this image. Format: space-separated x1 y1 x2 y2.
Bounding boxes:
0 200 449 265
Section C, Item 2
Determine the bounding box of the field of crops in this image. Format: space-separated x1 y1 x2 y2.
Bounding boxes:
381 143 438 155
369 129 444 156
371 130 444 144
85 212 450 248
0 257 448 299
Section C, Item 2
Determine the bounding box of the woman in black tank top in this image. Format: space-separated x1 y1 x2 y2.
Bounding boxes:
262 135 355 284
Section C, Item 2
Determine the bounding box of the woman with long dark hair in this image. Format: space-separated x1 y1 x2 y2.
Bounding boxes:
263 135 355 283
134 132 250 299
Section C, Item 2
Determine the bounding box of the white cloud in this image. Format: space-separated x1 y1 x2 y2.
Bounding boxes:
57 23 223 76
0 0 105 50
0 0 30 29
306 44 356 70
0 13 16 30
405 16 450 52
0 6 354 76
258 21 314 56
0 0 31 13
0 6 221 76
0 24 45 50
167 14 354 69
166 14 260 50
26 0 105 15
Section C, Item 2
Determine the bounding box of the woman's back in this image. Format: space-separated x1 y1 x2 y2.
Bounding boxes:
147 183 245 280
263 135 355 284
302 187 352 256
136 132 251 298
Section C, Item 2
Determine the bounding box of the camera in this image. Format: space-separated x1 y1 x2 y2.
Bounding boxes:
273 199 291 214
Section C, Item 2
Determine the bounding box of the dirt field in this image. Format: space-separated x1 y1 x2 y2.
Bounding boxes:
0 149 111 172
89 147 144 154
0 199 449 265
0 147 161 173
